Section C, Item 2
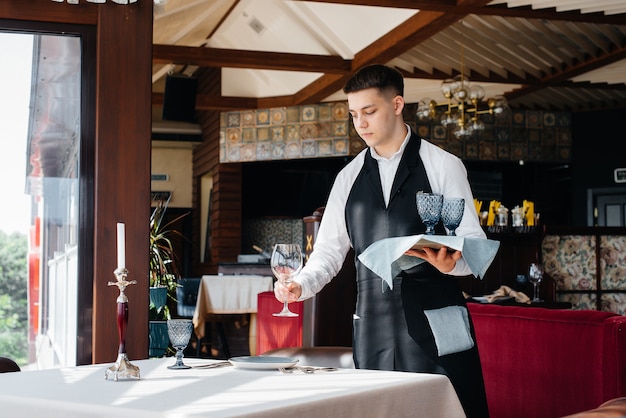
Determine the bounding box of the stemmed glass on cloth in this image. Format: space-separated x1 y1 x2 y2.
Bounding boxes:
441 197 465 236
271 243 303 317
167 319 193 369
528 262 544 303
416 192 443 235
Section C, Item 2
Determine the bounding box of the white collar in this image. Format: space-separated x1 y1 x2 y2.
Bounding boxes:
370 124 412 162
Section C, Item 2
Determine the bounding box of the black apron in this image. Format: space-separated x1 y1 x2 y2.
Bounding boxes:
345 134 489 418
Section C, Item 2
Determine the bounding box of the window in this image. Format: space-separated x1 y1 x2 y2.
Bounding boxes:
1 23 94 368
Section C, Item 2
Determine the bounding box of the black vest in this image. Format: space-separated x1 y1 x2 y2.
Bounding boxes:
344 134 489 418
346 133 442 255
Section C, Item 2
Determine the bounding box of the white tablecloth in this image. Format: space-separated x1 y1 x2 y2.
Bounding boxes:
0 358 466 418
192 274 274 341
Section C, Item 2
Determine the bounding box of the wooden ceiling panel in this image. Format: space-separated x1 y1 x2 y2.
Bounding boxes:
151 0 626 112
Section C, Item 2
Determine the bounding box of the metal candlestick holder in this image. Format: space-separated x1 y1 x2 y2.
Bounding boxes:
105 267 140 381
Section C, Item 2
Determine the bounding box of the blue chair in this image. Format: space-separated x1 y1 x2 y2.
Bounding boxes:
176 278 230 359
176 278 201 318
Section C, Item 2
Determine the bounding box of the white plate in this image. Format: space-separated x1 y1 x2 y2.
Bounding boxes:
228 356 298 370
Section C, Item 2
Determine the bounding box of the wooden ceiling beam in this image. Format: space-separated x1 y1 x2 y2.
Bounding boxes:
470 4 626 25
206 0 491 106
194 94 258 111
349 0 493 69
302 0 626 24
502 44 626 101
544 45 626 83
291 73 349 105
150 1 626 112
152 92 258 111
168 80 626 113
352 11 457 69
257 95 302 109
152 44 352 73
398 67 536 85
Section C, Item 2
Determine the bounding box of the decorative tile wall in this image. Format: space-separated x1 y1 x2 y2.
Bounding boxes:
405 104 572 163
220 101 572 163
220 102 364 163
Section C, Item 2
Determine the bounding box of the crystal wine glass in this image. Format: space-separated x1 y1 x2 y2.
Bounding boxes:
271 243 303 317
528 262 544 303
416 192 443 235
167 319 193 369
441 197 465 236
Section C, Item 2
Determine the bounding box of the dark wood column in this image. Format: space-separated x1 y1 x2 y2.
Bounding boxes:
91 2 153 363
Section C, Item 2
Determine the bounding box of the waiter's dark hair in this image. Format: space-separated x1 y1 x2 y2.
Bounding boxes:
343 64 404 97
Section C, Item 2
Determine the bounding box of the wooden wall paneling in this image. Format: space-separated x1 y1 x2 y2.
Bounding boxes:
193 67 243 274
192 67 220 274
210 164 242 262
459 228 547 300
0 1 97 24
191 129 218 273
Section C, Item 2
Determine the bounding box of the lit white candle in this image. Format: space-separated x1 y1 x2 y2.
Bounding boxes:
117 222 125 270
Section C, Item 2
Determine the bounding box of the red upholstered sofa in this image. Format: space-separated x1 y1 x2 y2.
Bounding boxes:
468 303 626 418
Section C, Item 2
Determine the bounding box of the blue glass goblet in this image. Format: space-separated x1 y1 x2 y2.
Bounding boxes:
416 192 443 235
441 197 465 236
167 319 193 369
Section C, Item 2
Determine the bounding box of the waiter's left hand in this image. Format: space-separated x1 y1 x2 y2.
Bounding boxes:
404 246 462 274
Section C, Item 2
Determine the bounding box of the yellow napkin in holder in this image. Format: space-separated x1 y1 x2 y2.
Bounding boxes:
487 200 500 226
523 200 535 226
474 199 483 216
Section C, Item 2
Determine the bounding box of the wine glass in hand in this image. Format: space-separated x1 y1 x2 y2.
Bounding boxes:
528 263 544 303
416 192 443 235
167 319 193 369
271 243 303 317
441 197 465 236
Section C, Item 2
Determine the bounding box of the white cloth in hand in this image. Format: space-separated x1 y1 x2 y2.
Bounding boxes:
358 234 500 290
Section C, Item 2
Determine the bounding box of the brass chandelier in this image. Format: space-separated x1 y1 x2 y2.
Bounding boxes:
416 47 509 139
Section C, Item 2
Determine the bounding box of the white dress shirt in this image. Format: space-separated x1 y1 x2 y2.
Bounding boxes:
296 126 486 300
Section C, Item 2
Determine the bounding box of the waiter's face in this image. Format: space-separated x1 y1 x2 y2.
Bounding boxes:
347 87 403 149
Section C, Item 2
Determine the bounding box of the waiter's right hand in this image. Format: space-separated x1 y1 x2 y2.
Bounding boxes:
404 246 461 274
274 279 302 303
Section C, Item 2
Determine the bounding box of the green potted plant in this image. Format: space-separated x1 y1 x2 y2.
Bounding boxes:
148 197 187 357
